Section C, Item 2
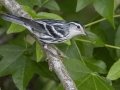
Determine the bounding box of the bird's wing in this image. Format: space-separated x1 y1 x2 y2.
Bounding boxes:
35 19 66 25
19 18 48 34
52 24 69 37
35 19 69 38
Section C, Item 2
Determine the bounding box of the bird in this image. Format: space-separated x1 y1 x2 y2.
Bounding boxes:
2 13 87 44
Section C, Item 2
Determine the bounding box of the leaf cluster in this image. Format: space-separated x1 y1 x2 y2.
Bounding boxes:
0 0 120 90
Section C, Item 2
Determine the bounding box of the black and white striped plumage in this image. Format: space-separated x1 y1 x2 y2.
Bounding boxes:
2 13 87 44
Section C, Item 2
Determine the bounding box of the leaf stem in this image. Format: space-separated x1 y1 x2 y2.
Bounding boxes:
35 0 49 12
105 44 120 50
41 0 49 6
85 14 120 27
75 38 120 50
73 40 86 66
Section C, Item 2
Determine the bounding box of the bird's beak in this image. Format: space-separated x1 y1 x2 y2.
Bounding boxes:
82 31 88 36
80 27 88 36
85 31 88 36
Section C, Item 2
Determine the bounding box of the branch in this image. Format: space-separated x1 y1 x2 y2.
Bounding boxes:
85 14 120 28
0 0 78 90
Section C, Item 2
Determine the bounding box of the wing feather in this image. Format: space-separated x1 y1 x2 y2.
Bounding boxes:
35 19 69 37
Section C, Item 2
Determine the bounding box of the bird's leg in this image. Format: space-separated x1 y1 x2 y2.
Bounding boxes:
43 44 58 56
37 40 68 59
43 44 68 58
43 44 48 50
51 45 68 58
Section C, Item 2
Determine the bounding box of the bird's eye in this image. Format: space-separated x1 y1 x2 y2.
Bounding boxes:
77 26 80 29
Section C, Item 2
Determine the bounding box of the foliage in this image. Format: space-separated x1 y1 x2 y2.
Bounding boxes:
0 0 120 90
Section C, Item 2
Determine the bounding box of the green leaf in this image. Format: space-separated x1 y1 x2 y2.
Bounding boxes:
90 24 107 43
17 0 60 10
100 20 116 45
87 31 105 47
63 58 92 80
0 44 54 90
112 78 120 90
64 40 71 45
7 23 25 34
84 58 107 74
115 25 120 57
12 56 50 90
39 62 57 78
75 31 105 47
21 5 36 17
57 40 81 59
107 58 120 80
36 12 63 20
0 45 24 76
114 0 120 11
58 58 114 90
36 42 44 62
76 40 94 57
43 0 60 10
16 0 41 8
76 74 114 90
25 34 35 45
76 0 90 12
12 55 33 90
91 0 114 27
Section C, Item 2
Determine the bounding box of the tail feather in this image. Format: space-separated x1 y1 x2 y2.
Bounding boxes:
2 13 25 25
2 13 46 34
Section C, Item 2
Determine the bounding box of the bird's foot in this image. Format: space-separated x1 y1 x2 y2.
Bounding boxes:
43 44 68 58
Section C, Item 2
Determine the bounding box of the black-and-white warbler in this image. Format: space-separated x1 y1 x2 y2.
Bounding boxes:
2 13 87 44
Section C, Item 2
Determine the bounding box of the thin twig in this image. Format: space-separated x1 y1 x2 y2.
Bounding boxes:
85 14 120 27
75 38 120 50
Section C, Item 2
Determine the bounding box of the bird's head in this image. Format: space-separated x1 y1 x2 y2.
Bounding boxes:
68 21 87 38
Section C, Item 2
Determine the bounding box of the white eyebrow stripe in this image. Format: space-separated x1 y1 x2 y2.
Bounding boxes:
53 23 64 25
70 22 81 26
70 22 83 29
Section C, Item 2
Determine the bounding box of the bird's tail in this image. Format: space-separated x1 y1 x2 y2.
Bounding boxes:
1 13 26 25
2 13 45 34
